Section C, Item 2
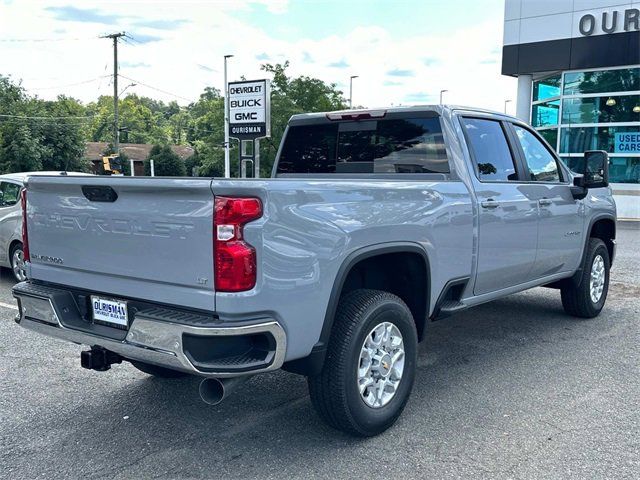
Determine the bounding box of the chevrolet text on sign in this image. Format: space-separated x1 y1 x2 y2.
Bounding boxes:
228 79 270 138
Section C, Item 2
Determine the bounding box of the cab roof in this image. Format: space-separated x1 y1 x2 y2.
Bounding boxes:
288 104 515 125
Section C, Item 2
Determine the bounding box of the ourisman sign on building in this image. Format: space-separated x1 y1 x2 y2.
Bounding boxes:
502 0 640 220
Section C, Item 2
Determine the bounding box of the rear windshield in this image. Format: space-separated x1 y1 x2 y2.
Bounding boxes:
276 116 449 175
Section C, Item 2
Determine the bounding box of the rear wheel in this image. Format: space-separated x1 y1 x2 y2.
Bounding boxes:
130 361 189 378
10 243 26 282
308 289 418 437
561 238 610 318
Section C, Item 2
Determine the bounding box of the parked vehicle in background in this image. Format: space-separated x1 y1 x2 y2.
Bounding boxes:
0 172 92 281
13 106 616 436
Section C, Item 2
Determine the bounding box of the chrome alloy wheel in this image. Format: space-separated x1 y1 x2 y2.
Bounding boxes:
357 321 405 408
11 248 27 282
590 254 605 304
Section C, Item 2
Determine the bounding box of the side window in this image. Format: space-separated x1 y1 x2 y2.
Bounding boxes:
462 118 518 181
0 182 21 207
513 125 561 182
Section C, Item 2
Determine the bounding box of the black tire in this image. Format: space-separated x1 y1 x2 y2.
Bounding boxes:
130 361 189 378
9 242 27 282
561 238 610 318
308 289 418 437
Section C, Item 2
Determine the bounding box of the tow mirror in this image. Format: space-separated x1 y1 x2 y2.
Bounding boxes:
582 150 609 188
570 151 609 200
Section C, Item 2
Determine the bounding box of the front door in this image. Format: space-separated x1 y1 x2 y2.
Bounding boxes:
461 117 539 295
510 124 583 278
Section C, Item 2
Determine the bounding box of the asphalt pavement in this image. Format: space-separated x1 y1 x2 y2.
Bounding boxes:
1 224 638 479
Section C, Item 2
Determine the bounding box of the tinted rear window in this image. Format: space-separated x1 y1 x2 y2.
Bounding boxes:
276 117 449 174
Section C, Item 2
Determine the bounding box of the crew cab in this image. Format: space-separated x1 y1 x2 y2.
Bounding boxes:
13 106 616 436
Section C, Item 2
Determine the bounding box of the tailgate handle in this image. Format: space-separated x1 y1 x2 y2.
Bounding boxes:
82 185 118 202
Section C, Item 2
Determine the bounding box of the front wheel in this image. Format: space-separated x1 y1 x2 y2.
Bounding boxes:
561 238 610 318
308 289 418 437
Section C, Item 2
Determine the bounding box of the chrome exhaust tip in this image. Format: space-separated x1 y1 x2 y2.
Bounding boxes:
199 376 248 405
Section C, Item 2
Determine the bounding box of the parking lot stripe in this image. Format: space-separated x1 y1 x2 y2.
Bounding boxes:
0 300 18 311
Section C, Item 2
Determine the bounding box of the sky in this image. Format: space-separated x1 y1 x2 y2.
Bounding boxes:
0 0 517 113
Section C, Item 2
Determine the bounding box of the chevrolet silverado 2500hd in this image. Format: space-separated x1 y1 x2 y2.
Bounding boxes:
13 106 616 436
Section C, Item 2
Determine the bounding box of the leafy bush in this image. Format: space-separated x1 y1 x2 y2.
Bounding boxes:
143 144 186 176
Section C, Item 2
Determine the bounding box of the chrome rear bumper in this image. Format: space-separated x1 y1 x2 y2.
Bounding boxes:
13 282 286 378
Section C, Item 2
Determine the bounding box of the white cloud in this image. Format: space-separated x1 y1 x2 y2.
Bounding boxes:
0 1 516 113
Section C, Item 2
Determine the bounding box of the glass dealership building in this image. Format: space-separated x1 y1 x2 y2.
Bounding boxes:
502 0 640 219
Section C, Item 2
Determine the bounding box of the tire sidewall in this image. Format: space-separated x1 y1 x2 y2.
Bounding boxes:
10 243 25 282
584 241 610 315
344 298 418 434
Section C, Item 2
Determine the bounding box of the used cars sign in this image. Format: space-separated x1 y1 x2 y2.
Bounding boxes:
229 79 271 138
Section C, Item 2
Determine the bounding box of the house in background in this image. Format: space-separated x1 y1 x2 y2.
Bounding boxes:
84 142 195 176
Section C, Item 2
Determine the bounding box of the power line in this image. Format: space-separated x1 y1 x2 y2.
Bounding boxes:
121 36 138 47
0 113 95 120
124 34 143 46
118 74 194 103
0 36 98 43
26 75 111 91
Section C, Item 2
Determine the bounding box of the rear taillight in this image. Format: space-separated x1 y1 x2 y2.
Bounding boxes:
20 188 30 262
214 196 262 292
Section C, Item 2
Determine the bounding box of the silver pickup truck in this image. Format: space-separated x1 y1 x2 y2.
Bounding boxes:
13 106 616 436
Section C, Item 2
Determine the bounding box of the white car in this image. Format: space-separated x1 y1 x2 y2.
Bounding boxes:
0 171 92 281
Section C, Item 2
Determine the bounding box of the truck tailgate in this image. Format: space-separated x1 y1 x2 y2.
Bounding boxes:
25 176 216 311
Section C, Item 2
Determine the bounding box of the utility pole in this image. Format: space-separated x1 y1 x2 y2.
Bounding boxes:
101 32 125 154
439 89 448 105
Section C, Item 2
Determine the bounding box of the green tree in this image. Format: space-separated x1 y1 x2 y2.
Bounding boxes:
0 76 88 173
143 144 186 176
86 94 173 145
0 124 47 172
191 140 224 177
38 95 90 171
187 87 224 147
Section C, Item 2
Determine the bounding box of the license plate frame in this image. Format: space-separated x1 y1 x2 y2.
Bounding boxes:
91 296 129 330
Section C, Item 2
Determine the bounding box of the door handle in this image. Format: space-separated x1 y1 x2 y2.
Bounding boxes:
480 200 499 209
538 198 553 206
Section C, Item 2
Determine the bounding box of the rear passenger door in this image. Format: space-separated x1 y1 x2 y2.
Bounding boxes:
509 124 583 278
461 117 539 295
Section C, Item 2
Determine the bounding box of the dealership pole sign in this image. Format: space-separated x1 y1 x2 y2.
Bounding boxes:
227 79 271 178
228 79 271 139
